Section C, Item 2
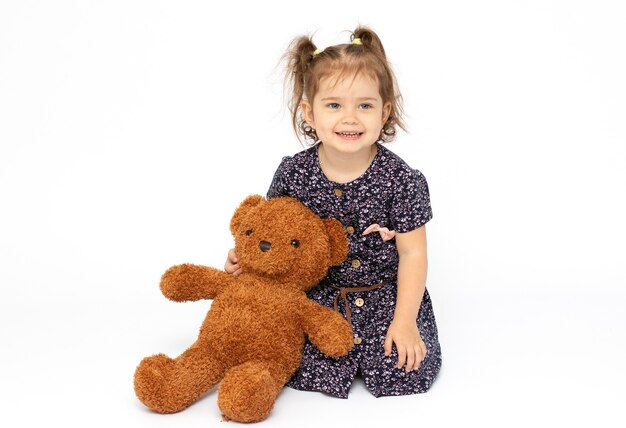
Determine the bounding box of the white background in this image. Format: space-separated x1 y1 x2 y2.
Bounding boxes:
1 1 625 427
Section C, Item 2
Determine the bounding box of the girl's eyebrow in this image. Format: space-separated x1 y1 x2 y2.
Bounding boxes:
320 97 379 101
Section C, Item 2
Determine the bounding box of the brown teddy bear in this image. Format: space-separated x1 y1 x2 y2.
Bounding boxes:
134 195 354 422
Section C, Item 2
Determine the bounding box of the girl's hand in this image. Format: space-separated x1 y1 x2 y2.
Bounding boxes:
384 319 426 372
224 248 242 276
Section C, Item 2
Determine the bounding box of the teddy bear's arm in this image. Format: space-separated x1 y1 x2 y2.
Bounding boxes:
300 300 354 358
160 264 235 302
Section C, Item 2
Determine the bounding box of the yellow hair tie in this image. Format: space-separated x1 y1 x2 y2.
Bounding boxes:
313 48 323 57
351 38 362 45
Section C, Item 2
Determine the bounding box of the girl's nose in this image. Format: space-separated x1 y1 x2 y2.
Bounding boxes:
342 116 358 125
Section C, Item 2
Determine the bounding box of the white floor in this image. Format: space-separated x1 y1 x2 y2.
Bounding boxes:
2 286 623 428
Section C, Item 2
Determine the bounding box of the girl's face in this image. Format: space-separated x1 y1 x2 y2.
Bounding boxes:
301 73 391 156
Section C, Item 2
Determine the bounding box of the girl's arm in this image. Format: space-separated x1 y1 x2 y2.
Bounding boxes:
384 225 428 372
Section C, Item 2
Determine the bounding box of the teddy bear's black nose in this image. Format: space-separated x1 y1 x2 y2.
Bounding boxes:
259 241 272 252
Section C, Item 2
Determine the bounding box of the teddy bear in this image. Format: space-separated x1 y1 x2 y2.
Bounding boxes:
134 195 354 423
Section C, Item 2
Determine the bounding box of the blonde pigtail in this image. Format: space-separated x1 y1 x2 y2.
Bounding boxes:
283 36 319 144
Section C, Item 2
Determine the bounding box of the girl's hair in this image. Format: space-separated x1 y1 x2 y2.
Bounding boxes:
283 26 406 145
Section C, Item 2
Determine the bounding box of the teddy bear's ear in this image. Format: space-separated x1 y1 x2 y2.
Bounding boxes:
230 195 265 235
322 218 349 266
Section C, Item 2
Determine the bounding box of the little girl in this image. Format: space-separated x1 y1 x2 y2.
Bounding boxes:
226 26 441 398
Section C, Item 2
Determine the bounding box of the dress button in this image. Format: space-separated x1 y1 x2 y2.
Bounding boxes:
346 226 355 235
334 188 343 197
353 337 363 345
351 259 361 269
355 297 364 307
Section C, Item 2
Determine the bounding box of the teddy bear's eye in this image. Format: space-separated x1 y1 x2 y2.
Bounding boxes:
245 229 253 236
291 239 300 248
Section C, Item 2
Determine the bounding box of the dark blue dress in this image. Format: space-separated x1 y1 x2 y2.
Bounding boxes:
267 142 442 398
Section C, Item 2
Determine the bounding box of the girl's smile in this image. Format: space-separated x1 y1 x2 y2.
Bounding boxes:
336 131 363 140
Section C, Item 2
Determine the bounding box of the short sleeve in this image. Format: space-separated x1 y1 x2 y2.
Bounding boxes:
390 169 433 233
266 156 291 199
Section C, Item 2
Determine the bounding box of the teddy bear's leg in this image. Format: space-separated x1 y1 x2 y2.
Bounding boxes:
217 361 289 423
134 343 225 413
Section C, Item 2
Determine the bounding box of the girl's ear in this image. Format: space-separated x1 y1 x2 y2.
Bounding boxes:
301 100 315 129
382 101 392 125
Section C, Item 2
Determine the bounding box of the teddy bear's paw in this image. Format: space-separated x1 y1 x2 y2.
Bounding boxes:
218 362 284 423
320 333 355 358
160 264 222 302
315 319 354 357
134 354 188 413
159 265 194 301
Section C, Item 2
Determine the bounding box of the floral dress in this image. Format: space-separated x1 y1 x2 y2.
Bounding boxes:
267 142 442 398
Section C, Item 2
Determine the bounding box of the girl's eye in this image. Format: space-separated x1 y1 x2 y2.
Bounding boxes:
291 239 300 248
359 103 373 109
245 230 253 236
327 102 341 109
